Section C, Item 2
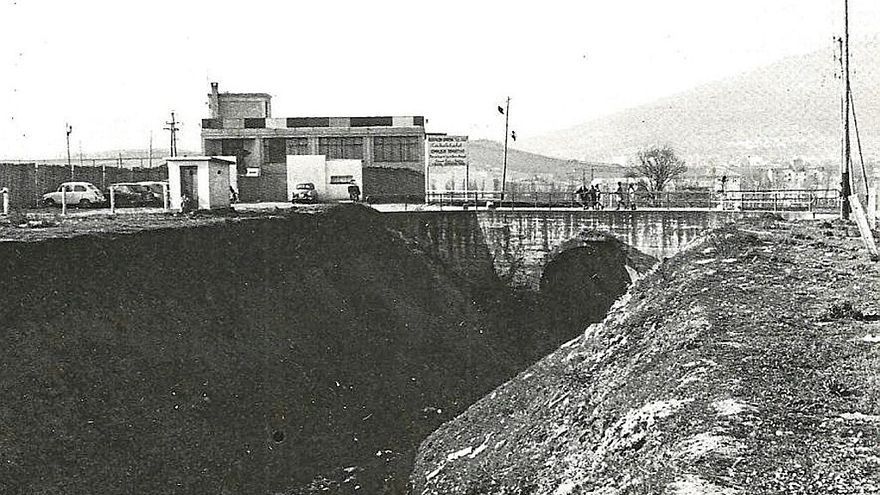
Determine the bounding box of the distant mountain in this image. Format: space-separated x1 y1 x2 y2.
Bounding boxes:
467 139 626 180
520 38 880 168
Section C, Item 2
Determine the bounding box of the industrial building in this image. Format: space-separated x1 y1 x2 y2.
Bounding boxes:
201 82 426 202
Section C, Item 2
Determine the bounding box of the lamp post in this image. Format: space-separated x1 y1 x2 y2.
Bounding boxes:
66 123 73 180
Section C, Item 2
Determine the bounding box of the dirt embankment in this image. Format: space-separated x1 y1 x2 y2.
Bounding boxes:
412 218 880 495
0 205 534 494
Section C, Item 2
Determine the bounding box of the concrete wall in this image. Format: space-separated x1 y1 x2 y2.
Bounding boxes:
386 209 757 291
204 161 231 209
325 159 363 201
286 156 363 202
217 97 270 119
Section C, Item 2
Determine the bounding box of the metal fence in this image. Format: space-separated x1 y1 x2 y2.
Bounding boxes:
425 189 842 212
0 162 168 208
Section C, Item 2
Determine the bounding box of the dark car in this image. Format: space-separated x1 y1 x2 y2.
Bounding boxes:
135 181 169 205
108 183 159 207
291 183 318 203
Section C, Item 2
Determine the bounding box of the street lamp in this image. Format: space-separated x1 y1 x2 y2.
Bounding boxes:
66 123 73 180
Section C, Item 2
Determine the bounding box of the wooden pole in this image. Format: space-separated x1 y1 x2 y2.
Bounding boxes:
841 0 852 219
501 97 510 204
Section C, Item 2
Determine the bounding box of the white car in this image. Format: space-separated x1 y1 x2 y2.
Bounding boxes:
42 182 105 208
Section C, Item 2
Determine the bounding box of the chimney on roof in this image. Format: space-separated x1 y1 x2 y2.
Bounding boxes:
209 82 220 118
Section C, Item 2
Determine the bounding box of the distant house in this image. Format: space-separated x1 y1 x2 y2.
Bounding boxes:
675 166 742 192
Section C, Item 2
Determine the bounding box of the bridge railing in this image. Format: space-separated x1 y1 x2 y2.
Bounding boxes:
422 189 841 212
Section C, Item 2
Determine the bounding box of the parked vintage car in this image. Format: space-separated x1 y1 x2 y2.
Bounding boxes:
291 182 318 203
135 181 169 204
107 183 161 207
42 182 105 208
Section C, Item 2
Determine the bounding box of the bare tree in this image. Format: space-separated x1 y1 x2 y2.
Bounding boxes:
633 145 688 191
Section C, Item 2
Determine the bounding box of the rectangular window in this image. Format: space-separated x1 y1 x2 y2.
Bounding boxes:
350 116 392 127
318 137 363 160
244 118 266 129
287 117 330 128
286 137 310 155
373 136 421 162
330 175 354 184
264 138 287 163
221 139 246 156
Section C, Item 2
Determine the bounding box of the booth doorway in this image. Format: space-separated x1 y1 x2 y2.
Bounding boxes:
180 166 199 205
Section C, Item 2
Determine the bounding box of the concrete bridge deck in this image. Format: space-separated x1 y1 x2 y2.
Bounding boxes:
381 206 826 289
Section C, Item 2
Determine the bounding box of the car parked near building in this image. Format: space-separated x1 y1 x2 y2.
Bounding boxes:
107 183 161 207
42 182 105 208
291 182 318 203
135 181 169 204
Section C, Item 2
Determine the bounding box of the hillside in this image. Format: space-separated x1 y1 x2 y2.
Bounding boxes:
467 139 626 179
468 139 625 181
412 218 880 494
520 38 880 166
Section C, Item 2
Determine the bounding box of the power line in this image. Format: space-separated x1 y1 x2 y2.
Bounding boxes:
164 111 180 157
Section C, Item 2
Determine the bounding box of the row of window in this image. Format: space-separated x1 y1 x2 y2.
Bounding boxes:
319 137 364 160
373 136 421 162
259 137 421 163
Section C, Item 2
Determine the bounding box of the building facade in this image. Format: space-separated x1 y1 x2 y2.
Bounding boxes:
201 82 426 202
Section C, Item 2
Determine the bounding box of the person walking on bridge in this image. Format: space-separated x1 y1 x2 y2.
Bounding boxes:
615 182 629 210
574 183 589 209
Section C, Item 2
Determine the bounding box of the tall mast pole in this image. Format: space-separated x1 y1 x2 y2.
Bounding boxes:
501 97 510 201
164 112 180 158
841 0 852 219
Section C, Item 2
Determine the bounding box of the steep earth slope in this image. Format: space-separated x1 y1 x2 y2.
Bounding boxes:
413 218 880 494
0 206 532 494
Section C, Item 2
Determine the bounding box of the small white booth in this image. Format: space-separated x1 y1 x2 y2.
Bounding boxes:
167 156 234 211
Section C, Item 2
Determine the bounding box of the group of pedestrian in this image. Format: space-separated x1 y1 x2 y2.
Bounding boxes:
614 182 637 210
575 182 646 210
574 183 603 210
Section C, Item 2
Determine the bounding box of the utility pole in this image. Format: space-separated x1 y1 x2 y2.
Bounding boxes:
501 97 510 201
65 123 73 180
149 131 153 168
164 111 180 158
840 0 852 219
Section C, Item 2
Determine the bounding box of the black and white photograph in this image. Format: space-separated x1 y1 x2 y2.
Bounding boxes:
2 1 880 493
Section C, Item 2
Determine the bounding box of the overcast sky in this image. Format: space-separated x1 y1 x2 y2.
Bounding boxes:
2 0 880 159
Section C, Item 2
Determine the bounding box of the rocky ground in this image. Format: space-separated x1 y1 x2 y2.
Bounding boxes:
0 205 329 242
412 216 880 494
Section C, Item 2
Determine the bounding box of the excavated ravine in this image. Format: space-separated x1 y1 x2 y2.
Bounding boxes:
0 205 643 495
411 219 880 495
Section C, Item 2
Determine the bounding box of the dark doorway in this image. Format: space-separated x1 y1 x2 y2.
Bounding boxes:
180 166 199 206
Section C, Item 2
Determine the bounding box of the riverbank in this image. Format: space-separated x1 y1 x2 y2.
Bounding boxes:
412 216 880 494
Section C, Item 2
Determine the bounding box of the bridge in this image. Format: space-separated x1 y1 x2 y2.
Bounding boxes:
384 208 805 290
